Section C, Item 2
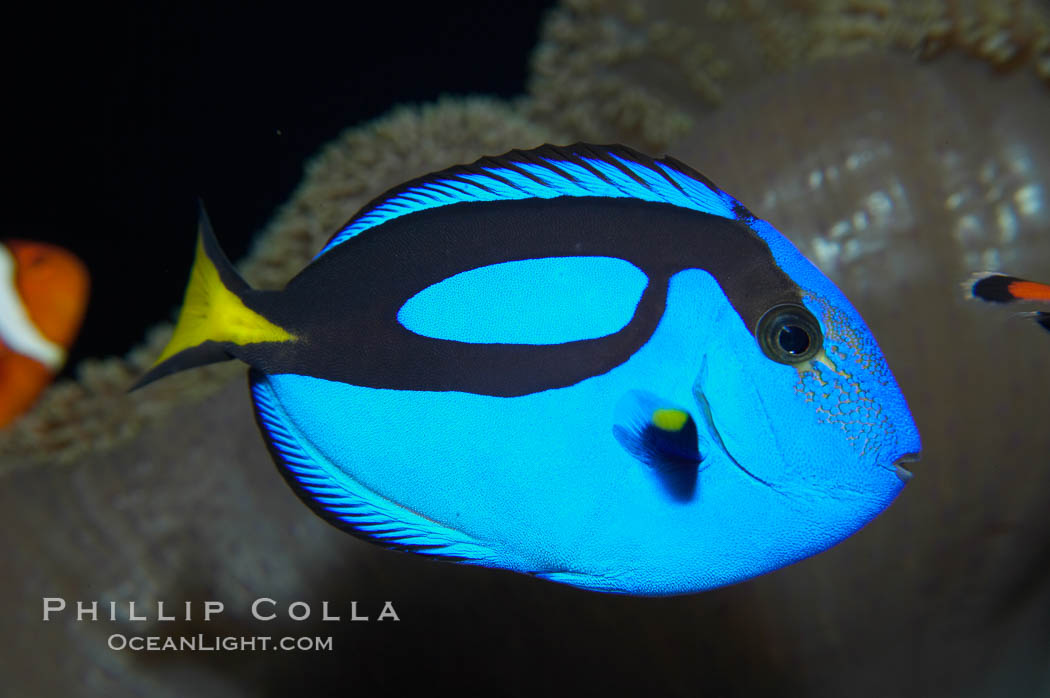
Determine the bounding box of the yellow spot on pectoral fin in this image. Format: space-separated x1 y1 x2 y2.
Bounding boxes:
153 235 295 367
652 408 689 432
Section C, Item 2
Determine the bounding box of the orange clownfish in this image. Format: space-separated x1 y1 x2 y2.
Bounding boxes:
0 240 90 427
967 272 1050 334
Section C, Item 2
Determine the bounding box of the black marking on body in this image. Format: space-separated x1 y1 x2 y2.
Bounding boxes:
234 194 801 396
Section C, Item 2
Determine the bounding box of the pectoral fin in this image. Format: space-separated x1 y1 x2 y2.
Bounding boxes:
613 390 705 501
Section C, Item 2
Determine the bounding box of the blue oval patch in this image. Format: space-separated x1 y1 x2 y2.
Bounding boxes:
397 256 648 344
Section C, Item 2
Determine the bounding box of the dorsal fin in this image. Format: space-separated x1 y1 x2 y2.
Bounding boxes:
316 143 751 258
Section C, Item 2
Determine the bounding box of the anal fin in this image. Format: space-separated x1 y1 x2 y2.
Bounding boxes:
248 370 499 563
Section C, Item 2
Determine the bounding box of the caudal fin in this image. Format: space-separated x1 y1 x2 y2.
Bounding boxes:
130 204 295 390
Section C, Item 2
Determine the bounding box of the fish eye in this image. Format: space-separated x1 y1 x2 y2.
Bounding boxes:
757 304 822 364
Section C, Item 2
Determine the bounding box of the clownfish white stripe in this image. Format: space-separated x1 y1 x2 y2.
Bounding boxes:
0 243 65 370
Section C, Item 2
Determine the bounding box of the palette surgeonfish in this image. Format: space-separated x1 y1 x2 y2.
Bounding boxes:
0 240 89 427
966 272 1050 334
135 144 921 595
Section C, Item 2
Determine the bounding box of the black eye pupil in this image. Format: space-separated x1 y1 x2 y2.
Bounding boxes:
778 325 810 355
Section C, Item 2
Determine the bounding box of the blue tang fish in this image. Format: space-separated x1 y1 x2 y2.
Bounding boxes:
136 143 921 595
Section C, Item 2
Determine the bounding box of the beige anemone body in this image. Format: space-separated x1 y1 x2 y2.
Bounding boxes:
2 2 1049 696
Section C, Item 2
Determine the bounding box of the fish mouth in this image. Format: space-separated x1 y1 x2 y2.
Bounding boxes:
890 452 920 483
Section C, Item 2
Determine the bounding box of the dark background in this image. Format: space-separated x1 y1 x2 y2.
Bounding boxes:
6 1 557 373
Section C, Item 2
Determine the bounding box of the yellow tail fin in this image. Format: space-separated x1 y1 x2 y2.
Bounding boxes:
131 206 295 390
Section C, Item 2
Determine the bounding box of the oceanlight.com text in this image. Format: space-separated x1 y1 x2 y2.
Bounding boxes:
107 633 334 652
